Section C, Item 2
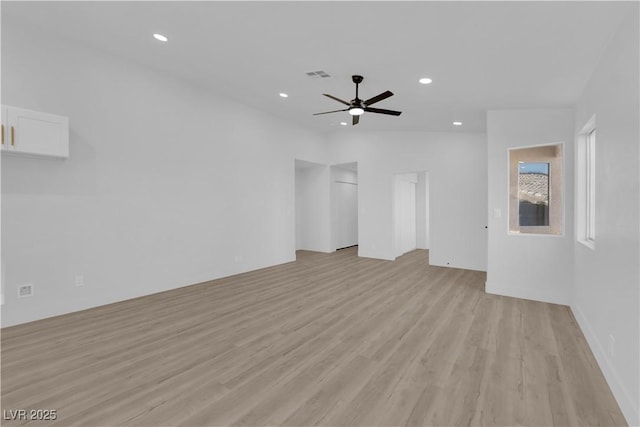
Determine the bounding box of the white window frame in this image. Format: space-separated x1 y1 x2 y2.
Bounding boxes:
577 116 596 249
508 142 564 236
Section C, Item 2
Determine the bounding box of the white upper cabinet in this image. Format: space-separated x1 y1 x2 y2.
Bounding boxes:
1 105 69 159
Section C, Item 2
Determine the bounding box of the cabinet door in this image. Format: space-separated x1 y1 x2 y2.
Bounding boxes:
7 107 69 158
1 106 7 152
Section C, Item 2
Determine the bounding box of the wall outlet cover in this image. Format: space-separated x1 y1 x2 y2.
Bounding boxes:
18 284 34 298
75 275 85 287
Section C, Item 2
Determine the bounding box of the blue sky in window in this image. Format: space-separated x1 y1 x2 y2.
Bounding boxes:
519 162 549 175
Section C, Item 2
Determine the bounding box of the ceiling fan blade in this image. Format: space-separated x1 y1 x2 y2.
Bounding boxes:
364 107 402 116
313 108 349 116
323 94 351 106
364 90 393 106
353 115 360 126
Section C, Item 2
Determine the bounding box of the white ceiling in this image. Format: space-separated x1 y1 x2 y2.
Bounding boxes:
3 1 631 133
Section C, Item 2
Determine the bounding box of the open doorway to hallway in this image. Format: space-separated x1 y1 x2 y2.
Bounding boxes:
393 171 429 258
331 163 358 251
295 159 330 254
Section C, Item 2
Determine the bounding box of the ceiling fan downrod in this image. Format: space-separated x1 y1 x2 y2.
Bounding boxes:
352 75 363 102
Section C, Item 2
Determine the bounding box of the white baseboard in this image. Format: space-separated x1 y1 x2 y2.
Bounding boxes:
571 303 639 427
430 260 487 272
485 281 569 306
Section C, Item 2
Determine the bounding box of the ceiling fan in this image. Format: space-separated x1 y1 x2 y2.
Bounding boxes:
313 75 402 125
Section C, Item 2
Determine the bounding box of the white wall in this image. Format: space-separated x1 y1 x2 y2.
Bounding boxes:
486 109 574 305
332 166 358 184
1 20 327 327
327 131 487 270
572 11 639 425
295 161 331 252
416 172 429 250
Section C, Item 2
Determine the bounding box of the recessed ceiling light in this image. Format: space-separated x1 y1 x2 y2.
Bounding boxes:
453 121 463 126
340 122 348 126
419 77 433 85
279 93 289 98
153 33 168 42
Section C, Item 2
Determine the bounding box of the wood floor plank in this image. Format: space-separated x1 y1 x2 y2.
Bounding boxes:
281 355 379 427
1 247 627 427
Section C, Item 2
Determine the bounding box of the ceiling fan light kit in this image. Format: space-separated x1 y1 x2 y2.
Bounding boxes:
313 75 402 125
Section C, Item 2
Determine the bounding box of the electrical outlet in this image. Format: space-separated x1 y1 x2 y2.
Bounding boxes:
75 275 85 287
17 284 34 298
608 334 615 357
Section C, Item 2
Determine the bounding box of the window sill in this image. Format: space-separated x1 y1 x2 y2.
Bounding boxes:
508 231 565 237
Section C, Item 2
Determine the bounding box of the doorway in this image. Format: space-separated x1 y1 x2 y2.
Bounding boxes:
295 159 330 253
331 163 358 250
393 171 429 258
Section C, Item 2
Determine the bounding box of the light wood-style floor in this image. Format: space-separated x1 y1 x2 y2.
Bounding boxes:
1 248 626 427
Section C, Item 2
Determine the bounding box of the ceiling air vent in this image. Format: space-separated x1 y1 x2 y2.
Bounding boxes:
306 70 331 79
